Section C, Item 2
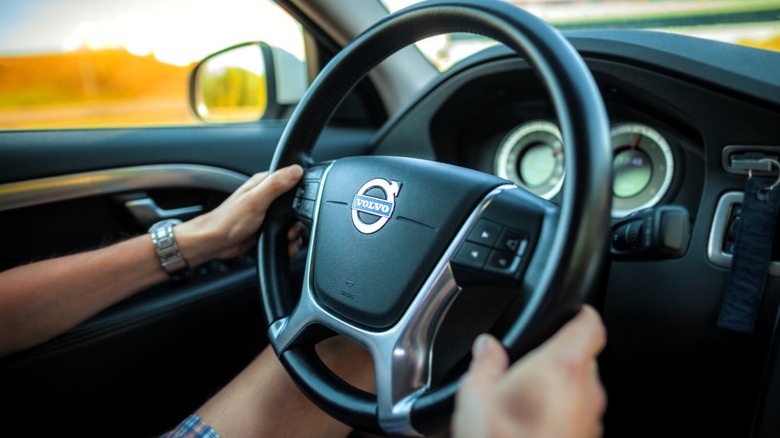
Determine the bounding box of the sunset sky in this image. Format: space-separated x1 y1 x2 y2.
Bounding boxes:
0 0 304 66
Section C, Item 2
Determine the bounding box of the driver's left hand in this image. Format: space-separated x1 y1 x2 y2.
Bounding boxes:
175 164 304 265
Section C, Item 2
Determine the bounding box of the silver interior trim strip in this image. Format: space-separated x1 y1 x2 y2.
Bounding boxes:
707 191 780 277
0 164 248 212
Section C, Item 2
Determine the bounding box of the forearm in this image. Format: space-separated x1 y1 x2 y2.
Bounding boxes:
196 337 375 438
194 347 340 438
0 165 303 357
0 234 167 356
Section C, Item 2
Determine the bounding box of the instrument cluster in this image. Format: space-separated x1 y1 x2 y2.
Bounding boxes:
494 120 675 217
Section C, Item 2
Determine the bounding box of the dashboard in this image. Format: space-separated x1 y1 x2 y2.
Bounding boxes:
373 29 780 437
378 48 706 222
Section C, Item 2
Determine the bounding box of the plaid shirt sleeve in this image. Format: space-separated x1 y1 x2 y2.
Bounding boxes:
161 414 221 438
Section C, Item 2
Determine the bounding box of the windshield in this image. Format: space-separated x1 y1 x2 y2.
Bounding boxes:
381 0 780 70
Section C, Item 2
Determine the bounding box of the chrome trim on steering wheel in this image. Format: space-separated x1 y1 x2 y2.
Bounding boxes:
268 173 516 436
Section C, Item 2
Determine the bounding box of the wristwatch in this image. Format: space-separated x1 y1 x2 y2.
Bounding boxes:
149 219 192 280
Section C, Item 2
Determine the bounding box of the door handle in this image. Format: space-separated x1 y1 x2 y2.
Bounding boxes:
125 197 203 227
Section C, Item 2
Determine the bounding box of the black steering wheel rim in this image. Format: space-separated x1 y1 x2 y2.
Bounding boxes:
258 0 612 435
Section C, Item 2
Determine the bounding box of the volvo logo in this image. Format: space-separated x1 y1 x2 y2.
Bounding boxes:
351 178 401 234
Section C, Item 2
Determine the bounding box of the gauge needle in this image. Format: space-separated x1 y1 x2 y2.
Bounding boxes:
630 133 640 149
552 148 563 156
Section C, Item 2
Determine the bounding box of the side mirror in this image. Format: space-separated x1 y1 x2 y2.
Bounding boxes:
189 42 307 123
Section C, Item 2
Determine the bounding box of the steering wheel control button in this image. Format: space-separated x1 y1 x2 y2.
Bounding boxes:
293 167 327 221
300 199 315 219
351 178 401 234
305 166 324 180
455 222 527 277
302 182 319 200
454 242 490 269
485 250 520 275
496 229 528 255
467 219 501 247
293 195 315 220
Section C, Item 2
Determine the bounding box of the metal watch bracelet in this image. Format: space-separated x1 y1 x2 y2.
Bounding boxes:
149 219 192 280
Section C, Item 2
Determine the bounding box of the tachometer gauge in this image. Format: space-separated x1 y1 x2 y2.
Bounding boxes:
495 120 564 200
610 123 674 217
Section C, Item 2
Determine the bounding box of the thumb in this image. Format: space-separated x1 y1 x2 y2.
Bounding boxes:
453 334 509 437
544 305 606 360
466 334 509 383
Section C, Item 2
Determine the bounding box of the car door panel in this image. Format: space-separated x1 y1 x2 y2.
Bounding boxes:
0 123 375 436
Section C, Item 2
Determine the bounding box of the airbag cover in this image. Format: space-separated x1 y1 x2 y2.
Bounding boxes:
312 156 501 330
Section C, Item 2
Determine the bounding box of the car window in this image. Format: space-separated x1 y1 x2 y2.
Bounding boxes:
382 0 780 71
0 0 305 130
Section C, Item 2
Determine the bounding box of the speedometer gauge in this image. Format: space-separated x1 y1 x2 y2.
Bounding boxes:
610 123 674 217
495 120 564 200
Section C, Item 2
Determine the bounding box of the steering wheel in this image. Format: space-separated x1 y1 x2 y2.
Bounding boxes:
258 0 611 435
